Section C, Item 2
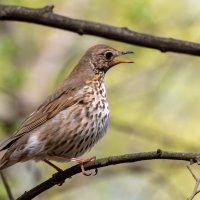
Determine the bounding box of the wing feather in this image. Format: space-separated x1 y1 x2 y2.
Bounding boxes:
0 68 87 151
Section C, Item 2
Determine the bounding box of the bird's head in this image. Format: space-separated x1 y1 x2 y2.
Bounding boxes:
83 44 133 74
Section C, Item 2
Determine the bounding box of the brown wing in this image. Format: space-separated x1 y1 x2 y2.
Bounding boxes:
0 58 92 152
15 72 87 135
16 92 77 135
0 80 84 151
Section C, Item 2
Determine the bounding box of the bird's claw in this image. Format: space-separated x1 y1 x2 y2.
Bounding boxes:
71 156 98 176
94 168 98 176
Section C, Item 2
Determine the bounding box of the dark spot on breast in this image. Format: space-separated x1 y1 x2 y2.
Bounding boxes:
72 133 78 138
98 112 102 118
97 126 101 133
84 134 90 142
91 134 95 139
76 124 81 130
86 110 90 118
91 121 95 126
79 146 85 153
104 114 108 120
78 100 84 105
64 144 75 154
90 133 95 139
83 122 88 129
91 127 95 133
83 130 88 135
77 138 85 148
54 144 61 149
59 140 67 146
67 130 73 136
89 141 93 148
85 143 90 150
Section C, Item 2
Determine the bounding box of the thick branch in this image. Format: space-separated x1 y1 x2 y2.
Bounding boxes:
0 5 200 56
17 150 200 200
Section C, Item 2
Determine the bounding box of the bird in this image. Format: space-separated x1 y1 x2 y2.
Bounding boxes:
0 44 133 176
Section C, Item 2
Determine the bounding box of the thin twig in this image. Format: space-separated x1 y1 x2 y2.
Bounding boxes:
0 5 200 56
16 150 200 200
187 166 200 200
0 171 14 200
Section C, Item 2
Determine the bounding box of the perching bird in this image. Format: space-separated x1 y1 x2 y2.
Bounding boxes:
0 44 133 175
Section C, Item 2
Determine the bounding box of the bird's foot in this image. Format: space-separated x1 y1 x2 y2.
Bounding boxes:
71 156 97 176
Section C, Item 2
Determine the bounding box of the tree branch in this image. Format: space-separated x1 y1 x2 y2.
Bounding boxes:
16 150 200 200
0 5 200 56
187 166 200 200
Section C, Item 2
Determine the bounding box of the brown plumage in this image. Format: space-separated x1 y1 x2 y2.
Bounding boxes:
0 44 133 175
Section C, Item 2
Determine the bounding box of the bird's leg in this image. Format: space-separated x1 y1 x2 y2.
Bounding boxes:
43 159 64 186
71 156 97 176
43 156 97 178
43 159 63 172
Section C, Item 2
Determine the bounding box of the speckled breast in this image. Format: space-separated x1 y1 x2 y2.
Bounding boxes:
44 79 110 161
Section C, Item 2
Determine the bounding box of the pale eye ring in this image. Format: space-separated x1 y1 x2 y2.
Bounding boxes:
104 51 113 60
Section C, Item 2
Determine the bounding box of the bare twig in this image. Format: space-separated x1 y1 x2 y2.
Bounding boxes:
15 150 200 200
0 172 14 200
187 166 200 200
0 5 200 56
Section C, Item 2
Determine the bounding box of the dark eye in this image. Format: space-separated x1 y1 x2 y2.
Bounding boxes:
104 51 113 60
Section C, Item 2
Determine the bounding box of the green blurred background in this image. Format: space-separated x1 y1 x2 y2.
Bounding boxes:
0 0 200 199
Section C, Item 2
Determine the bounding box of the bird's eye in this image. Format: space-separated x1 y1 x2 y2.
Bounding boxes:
104 51 113 60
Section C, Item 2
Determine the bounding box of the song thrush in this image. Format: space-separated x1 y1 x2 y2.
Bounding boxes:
0 44 133 176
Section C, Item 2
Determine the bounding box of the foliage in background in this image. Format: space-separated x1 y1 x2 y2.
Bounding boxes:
0 0 200 199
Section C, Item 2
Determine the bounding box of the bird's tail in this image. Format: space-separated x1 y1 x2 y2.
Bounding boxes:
0 136 20 171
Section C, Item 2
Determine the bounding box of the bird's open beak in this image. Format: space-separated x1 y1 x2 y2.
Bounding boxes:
113 50 134 64
113 59 133 64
